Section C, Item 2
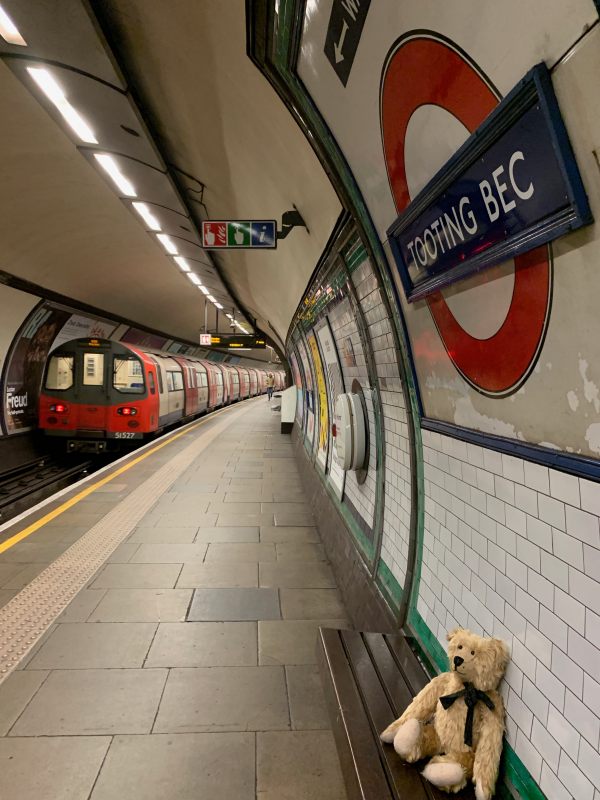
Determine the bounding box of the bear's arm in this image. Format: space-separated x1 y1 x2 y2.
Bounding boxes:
473 690 505 800
397 673 451 724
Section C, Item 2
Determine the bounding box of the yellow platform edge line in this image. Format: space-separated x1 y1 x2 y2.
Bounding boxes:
0 405 233 555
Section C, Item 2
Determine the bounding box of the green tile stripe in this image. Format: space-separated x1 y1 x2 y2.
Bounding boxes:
376 558 403 608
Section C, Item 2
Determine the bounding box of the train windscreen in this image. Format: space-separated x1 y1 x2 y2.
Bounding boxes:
113 355 145 394
45 354 74 390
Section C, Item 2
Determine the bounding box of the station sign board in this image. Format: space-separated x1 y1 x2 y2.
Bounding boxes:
207 334 267 349
199 333 212 346
201 220 277 249
387 63 593 302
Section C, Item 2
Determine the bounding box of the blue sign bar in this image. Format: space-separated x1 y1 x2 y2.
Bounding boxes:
388 63 593 302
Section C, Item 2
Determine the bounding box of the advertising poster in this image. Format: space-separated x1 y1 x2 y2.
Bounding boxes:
3 304 71 434
121 328 168 350
307 330 329 469
317 321 346 498
297 0 600 457
289 350 304 425
50 313 117 351
297 336 315 448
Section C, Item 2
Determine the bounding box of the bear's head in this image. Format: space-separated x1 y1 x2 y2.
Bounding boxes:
446 628 510 692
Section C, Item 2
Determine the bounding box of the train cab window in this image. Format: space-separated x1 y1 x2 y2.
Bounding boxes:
83 353 105 386
113 355 145 393
45 355 74 390
148 372 156 395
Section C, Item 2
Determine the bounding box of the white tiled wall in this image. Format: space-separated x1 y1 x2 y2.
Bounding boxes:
419 428 600 800
351 254 412 589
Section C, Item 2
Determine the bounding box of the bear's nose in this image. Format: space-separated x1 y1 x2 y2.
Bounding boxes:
453 656 464 669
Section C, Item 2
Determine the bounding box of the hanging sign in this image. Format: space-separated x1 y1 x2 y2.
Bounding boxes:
202 220 277 249
387 63 592 303
206 334 266 349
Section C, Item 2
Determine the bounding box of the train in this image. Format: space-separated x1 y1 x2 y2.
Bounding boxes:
38 337 286 452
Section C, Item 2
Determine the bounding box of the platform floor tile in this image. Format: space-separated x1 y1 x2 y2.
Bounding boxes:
127 525 198 543
88 588 192 622
260 526 320 543
10 668 167 736
258 619 350 666
259 561 336 589
145 621 257 667
90 733 255 800
153 666 289 733
275 542 326 561
0 736 111 800
90 563 182 589
26 622 157 669
257 730 346 800
286 665 331 730
193 525 260 543
188 587 280 621
280 588 348 619
0 671 48 735
205 542 276 562
176 561 259 588
129 542 208 564
57 589 106 622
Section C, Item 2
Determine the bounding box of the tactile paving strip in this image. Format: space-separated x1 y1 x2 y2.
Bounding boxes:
0 403 253 684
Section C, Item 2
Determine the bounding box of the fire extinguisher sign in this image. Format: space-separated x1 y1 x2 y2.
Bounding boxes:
201 220 277 249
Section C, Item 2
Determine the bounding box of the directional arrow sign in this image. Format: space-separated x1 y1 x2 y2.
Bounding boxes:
324 0 371 87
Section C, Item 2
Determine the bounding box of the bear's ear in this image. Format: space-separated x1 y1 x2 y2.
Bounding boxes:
446 627 463 642
487 638 510 668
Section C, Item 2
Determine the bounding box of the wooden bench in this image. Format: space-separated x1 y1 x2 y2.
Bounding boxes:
318 628 475 800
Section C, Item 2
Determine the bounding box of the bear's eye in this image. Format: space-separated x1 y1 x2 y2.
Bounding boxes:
458 645 462 650
471 650 475 655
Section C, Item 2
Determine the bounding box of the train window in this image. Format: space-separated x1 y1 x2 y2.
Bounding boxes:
172 371 184 391
156 366 164 393
83 353 104 386
45 355 74 390
113 355 145 393
148 372 156 395
216 372 223 385
166 372 174 391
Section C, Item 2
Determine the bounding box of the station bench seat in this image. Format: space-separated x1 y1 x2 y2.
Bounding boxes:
317 628 475 800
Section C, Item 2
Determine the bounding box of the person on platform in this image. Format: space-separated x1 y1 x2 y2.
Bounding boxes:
266 372 275 401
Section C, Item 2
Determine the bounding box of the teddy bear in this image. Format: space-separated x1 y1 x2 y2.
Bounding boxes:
380 628 509 800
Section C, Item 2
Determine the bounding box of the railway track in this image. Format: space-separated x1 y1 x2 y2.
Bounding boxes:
0 457 94 525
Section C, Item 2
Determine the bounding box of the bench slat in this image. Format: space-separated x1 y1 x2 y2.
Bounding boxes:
318 628 394 800
341 630 432 800
384 634 431 695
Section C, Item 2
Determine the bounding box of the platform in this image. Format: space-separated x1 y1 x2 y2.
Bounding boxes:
0 399 349 799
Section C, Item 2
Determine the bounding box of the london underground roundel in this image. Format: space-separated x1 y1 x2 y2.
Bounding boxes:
380 33 551 396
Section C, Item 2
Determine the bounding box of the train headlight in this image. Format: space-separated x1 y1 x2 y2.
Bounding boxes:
117 407 138 416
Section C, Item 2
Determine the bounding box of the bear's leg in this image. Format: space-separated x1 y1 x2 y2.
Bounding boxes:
422 751 474 794
393 720 441 763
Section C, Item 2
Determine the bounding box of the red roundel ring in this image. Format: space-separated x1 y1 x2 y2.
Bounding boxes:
381 33 551 396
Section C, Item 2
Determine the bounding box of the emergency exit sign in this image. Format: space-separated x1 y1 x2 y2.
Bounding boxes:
202 220 277 249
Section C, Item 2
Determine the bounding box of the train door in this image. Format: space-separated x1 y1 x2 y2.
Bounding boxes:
214 367 224 407
248 368 258 396
166 369 185 421
76 346 111 429
196 366 209 411
230 368 240 401
150 357 169 425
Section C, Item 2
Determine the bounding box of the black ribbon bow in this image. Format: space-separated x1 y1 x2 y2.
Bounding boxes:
439 682 495 747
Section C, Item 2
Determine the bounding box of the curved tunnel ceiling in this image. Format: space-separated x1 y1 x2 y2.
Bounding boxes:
0 0 341 350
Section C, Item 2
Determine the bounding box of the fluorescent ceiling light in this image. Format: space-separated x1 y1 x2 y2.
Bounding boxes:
27 67 97 143
0 5 26 45
214 302 224 309
207 295 216 303
199 286 209 295
187 273 201 286
94 153 136 197
156 233 178 255
174 256 191 272
226 314 233 319
132 201 161 231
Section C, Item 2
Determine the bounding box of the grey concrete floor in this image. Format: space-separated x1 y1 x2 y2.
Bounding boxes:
0 400 349 799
